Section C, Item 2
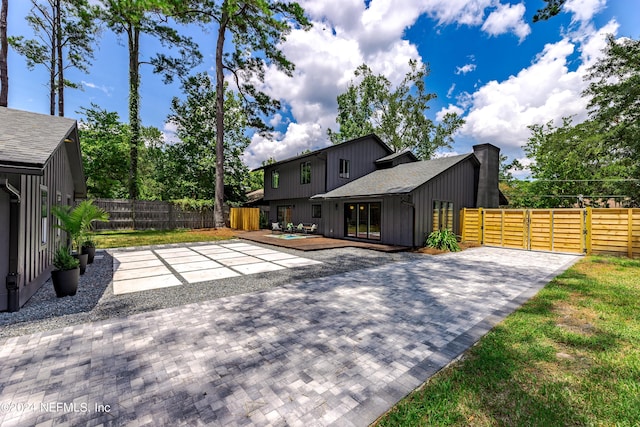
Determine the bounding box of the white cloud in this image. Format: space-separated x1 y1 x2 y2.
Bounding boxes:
457 21 619 151
564 0 606 23
82 80 112 96
436 104 464 121
481 3 530 41
455 64 477 75
162 121 180 145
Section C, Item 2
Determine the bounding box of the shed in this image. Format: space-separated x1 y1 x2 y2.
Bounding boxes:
0 107 86 311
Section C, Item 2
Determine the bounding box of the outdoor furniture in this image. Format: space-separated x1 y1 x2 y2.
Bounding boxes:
271 222 282 233
308 224 317 233
296 223 305 233
286 223 294 233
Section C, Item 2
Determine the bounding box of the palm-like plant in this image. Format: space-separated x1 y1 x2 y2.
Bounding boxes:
52 200 109 253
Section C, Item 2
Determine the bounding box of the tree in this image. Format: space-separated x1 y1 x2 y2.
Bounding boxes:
98 0 202 200
159 0 310 227
78 105 130 198
167 72 251 202
532 0 566 22
0 0 7 107
9 0 98 115
328 60 464 159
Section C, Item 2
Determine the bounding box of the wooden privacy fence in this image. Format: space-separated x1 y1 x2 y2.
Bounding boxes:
91 199 229 230
230 207 260 231
461 207 640 258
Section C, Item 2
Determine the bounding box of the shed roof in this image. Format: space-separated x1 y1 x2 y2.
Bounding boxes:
0 107 86 196
312 153 476 199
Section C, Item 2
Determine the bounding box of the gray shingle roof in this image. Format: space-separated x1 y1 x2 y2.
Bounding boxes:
312 153 475 199
0 107 77 168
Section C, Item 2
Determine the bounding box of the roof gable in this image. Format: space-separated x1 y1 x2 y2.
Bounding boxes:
312 153 477 199
254 133 393 171
0 107 77 169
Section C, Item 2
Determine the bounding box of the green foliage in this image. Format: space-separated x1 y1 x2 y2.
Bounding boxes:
97 0 203 199
522 35 640 208
166 73 251 203
52 200 109 251
426 229 460 252
53 246 80 270
532 0 566 22
328 60 464 159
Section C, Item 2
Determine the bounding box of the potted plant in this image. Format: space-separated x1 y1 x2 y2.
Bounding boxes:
52 200 109 274
81 238 96 264
51 246 80 297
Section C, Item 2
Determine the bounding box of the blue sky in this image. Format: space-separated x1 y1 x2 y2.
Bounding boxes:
6 0 639 171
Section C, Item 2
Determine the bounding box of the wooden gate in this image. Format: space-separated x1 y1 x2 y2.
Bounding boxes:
462 208 586 254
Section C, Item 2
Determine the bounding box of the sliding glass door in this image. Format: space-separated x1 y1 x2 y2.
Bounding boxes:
345 202 381 240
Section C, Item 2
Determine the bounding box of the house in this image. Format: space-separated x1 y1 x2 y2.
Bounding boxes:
260 134 500 247
0 107 86 312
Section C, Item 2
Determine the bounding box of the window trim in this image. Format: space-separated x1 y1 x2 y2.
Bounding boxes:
339 159 350 179
300 161 311 185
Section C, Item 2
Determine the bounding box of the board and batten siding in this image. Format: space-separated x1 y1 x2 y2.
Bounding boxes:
0 190 9 309
411 157 478 246
264 155 326 201
11 142 77 309
324 140 390 192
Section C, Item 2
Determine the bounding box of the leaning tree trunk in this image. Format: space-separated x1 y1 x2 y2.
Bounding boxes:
127 24 140 201
0 0 8 107
213 9 228 228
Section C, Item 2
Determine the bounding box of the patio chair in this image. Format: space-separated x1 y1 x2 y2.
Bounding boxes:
296 223 305 233
309 224 317 234
272 222 282 233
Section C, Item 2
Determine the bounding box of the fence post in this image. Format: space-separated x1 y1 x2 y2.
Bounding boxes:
628 208 633 258
479 207 484 245
460 208 466 241
584 207 592 255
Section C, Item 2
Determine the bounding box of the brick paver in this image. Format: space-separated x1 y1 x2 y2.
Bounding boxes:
0 247 580 426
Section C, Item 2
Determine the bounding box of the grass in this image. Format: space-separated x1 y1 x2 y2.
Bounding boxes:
375 255 640 427
90 228 238 249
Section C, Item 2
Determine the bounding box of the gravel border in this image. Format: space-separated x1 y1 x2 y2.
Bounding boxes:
0 238 424 339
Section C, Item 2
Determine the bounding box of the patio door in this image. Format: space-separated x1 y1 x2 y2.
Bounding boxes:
345 202 381 240
277 205 292 224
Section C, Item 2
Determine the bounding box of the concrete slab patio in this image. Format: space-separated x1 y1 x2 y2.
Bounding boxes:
0 247 581 426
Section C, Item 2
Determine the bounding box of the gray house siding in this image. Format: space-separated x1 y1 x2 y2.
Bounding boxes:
0 190 9 309
325 140 390 191
411 158 478 246
264 155 326 201
268 198 321 226
263 135 392 202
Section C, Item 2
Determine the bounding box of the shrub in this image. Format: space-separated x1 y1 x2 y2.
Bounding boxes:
426 229 461 252
53 246 80 271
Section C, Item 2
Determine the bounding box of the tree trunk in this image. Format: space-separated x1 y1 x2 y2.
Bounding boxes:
55 0 63 116
213 7 228 228
0 0 8 107
127 24 140 200
49 4 56 116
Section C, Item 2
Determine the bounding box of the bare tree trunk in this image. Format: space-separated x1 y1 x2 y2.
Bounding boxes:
213 8 228 228
49 1 56 115
55 0 63 116
0 0 8 107
127 24 140 200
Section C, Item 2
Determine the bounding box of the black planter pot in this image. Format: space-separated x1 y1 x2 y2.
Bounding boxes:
81 245 96 264
73 253 89 275
51 267 80 297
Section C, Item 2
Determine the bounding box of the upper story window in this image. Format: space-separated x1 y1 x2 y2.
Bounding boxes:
339 159 350 179
271 170 280 189
300 161 311 184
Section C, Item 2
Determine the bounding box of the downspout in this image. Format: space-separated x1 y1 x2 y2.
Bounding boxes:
2 178 20 312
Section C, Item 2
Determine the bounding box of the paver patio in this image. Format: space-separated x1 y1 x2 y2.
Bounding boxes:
0 247 580 426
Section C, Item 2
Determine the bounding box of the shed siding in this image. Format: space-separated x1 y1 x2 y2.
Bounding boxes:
411 158 478 246
14 142 77 308
0 190 9 310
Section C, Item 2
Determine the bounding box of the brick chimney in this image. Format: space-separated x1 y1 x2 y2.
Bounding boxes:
473 143 500 208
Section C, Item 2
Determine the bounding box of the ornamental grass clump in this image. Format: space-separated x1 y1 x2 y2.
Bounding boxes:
426 229 461 252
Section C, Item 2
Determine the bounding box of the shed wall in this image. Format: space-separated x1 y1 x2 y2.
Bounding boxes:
325 140 389 191
0 190 9 310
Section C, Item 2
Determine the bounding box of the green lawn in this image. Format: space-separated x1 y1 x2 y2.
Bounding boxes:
376 256 640 426
90 228 238 248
